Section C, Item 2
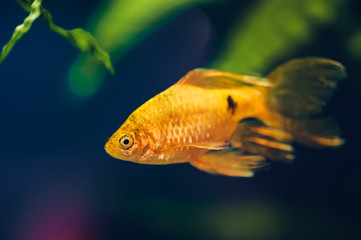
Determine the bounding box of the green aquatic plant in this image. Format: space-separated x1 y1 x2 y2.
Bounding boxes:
0 0 41 64
0 0 114 74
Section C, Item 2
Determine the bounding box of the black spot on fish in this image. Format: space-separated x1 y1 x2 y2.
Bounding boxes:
227 95 237 115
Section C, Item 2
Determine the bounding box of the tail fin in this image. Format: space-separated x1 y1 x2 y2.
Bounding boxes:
276 117 344 148
266 58 346 148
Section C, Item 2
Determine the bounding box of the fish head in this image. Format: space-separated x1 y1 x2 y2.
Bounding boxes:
105 126 152 163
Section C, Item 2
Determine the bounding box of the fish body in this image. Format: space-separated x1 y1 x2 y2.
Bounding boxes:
105 58 346 177
107 79 266 163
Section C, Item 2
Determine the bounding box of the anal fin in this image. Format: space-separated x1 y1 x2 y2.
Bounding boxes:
230 119 294 162
190 149 268 177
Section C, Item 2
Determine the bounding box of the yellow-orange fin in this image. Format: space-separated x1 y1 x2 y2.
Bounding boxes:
283 117 345 148
190 149 268 177
267 58 346 118
230 119 294 162
177 68 271 89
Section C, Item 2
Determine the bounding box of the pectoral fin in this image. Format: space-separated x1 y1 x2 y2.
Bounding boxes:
230 119 294 162
190 149 268 177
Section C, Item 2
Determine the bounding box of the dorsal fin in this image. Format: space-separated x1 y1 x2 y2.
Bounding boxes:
177 68 271 89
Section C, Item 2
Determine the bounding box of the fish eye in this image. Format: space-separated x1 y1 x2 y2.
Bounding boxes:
119 134 133 149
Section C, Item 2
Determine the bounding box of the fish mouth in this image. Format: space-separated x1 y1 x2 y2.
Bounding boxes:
105 146 125 160
104 140 118 159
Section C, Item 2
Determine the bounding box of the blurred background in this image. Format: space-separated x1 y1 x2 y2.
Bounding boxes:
1 0 360 239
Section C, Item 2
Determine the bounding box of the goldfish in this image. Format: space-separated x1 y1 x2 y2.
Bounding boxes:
105 58 346 177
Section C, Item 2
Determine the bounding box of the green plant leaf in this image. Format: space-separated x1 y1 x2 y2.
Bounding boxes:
0 0 42 63
212 0 343 74
1 0 114 74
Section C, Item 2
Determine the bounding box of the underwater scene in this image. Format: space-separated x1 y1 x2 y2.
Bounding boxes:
1 0 361 239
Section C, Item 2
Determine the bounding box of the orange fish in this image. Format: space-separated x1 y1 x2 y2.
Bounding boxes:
105 58 346 177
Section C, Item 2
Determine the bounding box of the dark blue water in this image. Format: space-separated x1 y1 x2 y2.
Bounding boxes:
1 1 360 240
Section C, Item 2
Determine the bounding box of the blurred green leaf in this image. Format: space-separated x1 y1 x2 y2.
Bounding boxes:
69 0 226 97
89 0 223 56
347 29 361 59
212 0 343 74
